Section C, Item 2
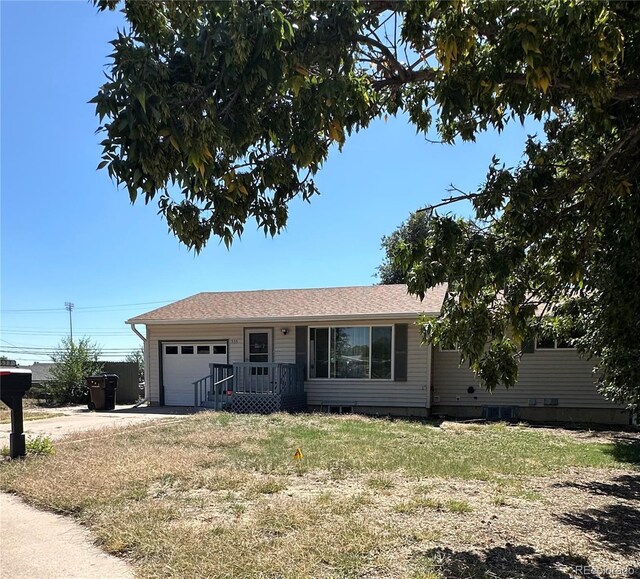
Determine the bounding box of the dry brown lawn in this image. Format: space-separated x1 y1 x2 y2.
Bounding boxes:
1 412 638 578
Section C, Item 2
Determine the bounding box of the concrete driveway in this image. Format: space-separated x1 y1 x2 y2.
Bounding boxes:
0 404 202 441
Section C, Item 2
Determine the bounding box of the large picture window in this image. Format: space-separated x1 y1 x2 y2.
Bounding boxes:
309 326 392 380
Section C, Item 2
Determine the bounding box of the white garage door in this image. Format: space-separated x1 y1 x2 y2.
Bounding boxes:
162 342 228 405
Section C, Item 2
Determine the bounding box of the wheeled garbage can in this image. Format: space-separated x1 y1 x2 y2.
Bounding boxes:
86 374 118 411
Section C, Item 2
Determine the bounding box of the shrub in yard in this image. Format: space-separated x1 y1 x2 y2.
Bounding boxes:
49 337 103 404
26 435 55 456
1 435 55 457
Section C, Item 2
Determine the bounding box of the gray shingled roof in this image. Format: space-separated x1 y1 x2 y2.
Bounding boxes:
126 284 447 324
25 363 55 383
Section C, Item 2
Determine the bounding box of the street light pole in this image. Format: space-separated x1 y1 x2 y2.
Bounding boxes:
65 302 74 343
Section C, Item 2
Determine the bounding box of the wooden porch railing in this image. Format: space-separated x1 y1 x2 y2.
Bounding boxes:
193 363 304 408
193 363 234 408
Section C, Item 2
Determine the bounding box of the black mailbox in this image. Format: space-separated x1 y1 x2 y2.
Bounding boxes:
0 366 33 458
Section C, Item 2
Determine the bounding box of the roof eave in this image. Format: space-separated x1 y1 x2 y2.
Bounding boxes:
125 311 440 326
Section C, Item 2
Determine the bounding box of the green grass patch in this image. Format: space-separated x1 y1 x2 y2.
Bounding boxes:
394 497 442 514
212 413 639 479
366 475 395 490
446 499 473 513
394 497 473 514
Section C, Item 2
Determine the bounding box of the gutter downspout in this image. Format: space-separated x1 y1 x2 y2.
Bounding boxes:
130 323 145 343
129 323 149 405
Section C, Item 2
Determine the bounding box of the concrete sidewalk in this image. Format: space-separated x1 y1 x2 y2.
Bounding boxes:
0 493 133 579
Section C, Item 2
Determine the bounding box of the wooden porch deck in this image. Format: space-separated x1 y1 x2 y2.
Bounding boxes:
193 363 306 413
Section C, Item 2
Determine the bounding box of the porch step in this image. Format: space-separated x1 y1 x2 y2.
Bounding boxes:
207 393 228 401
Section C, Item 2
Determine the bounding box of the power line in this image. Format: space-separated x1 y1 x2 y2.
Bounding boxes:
0 337 139 349
1 299 179 313
2 330 134 338
2 326 133 331
0 344 139 352
0 343 137 350
2 330 132 336
0 348 138 353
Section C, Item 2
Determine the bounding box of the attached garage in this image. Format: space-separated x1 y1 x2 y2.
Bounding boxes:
162 341 228 405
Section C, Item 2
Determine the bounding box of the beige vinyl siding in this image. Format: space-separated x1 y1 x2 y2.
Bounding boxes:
147 323 295 404
305 319 430 409
146 319 430 408
433 348 622 409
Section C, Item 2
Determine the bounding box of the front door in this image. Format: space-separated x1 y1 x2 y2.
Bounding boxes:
245 329 272 367
244 330 272 392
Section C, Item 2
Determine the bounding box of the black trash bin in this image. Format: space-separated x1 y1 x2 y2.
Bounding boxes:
86 374 118 411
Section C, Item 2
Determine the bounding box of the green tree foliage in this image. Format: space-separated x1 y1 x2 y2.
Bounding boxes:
378 212 432 284
125 347 144 383
93 1 639 406
49 338 104 405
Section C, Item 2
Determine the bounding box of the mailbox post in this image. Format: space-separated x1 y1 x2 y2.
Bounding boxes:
0 363 32 458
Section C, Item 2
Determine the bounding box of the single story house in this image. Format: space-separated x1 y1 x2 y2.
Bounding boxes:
126 284 631 425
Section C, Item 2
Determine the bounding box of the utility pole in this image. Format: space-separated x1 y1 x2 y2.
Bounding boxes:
65 302 74 343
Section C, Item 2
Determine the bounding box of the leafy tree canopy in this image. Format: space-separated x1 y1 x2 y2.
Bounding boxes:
378 212 433 285
94 1 639 405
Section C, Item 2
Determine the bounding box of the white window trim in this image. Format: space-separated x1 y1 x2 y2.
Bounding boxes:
307 324 394 381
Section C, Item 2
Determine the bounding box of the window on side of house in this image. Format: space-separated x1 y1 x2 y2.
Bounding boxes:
309 326 392 380
439 343 459 352
535 330 580 350
535 335 557 349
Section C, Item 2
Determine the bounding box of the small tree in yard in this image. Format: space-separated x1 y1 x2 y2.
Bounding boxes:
126 346 144 383
49 337 103 405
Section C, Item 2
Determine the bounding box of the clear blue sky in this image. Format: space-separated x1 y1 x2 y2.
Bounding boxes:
1 1 539 364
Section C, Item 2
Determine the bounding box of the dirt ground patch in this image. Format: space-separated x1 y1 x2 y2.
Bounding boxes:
153 468 639 577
